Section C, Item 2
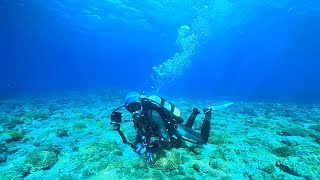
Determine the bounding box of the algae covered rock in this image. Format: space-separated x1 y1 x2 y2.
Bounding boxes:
24 150 57 172
209 146 229 161
152 149 182 172
56 128 68 137
208 132 230 145
73 122 87 130
188 159 211 174
76 139 124 177
131 158 148 170
278 127 308 137
27 108 54 120
3 117 24 129
80 140 123 160
309 125 320 132
280 138 299 147
273 146 296 157
209 158 229 173
0 153 7 163
262 164 276 173
276 157 320 179
192 162 201 172
0 143 7 154
0 130 24 143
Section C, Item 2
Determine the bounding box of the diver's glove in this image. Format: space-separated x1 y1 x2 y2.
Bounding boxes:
132 143 146 155
146 151 154 163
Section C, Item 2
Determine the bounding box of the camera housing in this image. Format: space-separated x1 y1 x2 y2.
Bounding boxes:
111 112 123 124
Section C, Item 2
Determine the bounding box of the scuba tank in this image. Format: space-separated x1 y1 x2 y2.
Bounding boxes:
147 95 181 118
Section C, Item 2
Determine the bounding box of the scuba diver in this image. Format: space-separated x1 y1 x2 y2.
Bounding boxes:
110 92 212 163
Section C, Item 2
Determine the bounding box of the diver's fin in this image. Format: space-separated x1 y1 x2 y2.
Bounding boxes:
210 102 233 111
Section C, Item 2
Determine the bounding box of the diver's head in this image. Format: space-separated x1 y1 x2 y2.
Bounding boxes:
124 92 142 113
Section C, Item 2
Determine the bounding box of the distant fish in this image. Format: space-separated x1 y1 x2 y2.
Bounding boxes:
210 102 234 111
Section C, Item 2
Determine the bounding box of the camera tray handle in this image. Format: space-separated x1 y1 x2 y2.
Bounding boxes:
113 123 132 145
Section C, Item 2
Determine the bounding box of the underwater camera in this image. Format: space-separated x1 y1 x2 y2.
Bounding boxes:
111 111 123 124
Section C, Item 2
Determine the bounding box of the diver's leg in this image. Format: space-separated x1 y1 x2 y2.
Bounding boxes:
185 108 201 128
200 108 212 143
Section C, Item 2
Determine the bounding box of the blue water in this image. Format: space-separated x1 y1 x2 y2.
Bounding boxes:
1 0 320 103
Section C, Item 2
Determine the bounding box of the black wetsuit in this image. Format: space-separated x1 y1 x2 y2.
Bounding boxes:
133 98 212 152
185 109 212 144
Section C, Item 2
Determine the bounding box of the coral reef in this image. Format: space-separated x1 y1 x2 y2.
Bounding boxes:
208 131 231 145
23 108 54 120
273 146 296 157
72 122 88 130
309 125 320 132
0 130 25 143
56 128 69 137
0 89 319 179
2 117 24 129
275 157 319 179
74 139 124 177
278 127 308 137
262 164 276 173
152 149 183 172
209 158 229 173
23 150 58 174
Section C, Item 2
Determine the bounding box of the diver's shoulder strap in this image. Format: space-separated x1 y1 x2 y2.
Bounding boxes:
141 97 183 125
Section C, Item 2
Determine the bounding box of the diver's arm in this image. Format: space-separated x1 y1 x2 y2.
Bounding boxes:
131 127 148 155
134 128 145 144
145 139 166 163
